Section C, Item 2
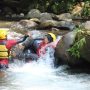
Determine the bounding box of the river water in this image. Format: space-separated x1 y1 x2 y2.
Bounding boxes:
0 29 90 90
0 52 90 90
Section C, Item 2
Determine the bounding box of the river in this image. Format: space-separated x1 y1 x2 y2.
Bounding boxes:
0 53 90 90
0 28 90 90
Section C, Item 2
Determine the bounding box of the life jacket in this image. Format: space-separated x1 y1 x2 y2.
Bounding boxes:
0 40 9 59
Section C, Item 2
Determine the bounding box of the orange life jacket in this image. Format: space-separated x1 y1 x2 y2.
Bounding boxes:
0 40 9 59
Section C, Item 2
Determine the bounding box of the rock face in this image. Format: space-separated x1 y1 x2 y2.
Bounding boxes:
19 19 38 29
38 20 75 30
39 20 58 29
10 19 38 33
84 21 90 30
56 13 72 21
26 9 41 19
55 31 77 66
77 30 90 63
55 29 90 67
40 13 53 22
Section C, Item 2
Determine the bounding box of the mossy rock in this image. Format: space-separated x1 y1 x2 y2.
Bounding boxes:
39 20 58 28
54 29 90 67
75 30 90 62
26 9 41 19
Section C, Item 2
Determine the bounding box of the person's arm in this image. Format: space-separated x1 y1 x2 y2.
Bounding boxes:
22 37 44 47
6 35 29 49
21 37 34 48
16 35 29 44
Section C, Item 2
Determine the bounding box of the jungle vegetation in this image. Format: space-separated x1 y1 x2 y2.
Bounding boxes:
0 0 90 18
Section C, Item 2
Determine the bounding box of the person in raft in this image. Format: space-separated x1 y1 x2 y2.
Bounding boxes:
0 29 28 69
19 32 57 62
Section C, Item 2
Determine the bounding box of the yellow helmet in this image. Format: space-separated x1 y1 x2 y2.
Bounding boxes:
48 33 56 42
0 29 8 39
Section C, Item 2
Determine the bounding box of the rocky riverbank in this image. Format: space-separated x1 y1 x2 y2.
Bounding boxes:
0 9 90 68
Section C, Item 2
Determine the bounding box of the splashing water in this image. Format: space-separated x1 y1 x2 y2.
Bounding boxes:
9 47 55 72
5 45 90 90
6 30 61 90
5 47 61 90
0 29 90 90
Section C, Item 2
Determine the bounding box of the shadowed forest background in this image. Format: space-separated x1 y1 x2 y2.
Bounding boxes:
0 0 90 20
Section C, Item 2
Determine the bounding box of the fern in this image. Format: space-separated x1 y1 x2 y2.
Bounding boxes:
67 37 86 58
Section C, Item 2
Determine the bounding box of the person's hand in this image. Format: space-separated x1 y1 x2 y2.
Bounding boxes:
11 52 17 57
18 44 25 50
26 31 33 39
22 35 29 41
24 35 29 38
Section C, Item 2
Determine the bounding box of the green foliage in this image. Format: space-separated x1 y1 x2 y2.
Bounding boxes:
19 0 90 16
67 37 86 58
67 27 87 58
51 2 60 14
1 0 90 16
51 1 69 14
81 1 90 18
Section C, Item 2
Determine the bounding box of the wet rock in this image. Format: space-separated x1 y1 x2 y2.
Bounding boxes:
40 13 53 22
56 13 72 21
84 21 90 30
30 18 41 24
10 19 38 33
26 9 41 19
19 19 38 28
19 13 24 18
54 31 77 66
57 21 76 30
77 30 90 62
55 29 90 67
39 20 58 29
50 13 58 20
39 20 75 30
10 22 25 34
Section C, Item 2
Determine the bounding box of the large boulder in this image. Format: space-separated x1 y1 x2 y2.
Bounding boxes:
39 20 58 29
84 21 90 30
57 21 76 30
56 13 72 21
55 29 90 67
10 19 38 34
30 18 41 24
54 31 77 66
40 13 53 22
26 9 41 19
76 30 90 62
19 19 38 29
39 20 75 30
